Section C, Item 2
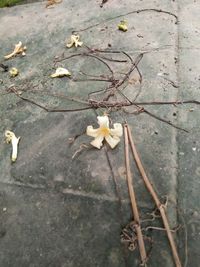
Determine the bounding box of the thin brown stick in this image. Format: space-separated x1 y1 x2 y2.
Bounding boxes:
9 87 91 112
126 124 182 267
72 8 177 33
124 125 147 266
142 108 189 133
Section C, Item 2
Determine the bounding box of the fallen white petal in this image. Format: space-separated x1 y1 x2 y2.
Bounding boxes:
51 67 71 78
105 135 120 149
110 123 123 137
74 41 83 47
90 135 104 149
86 126 99 137
5 130 20 162
66 35 83 48
4 41 26 60
97 115 109 128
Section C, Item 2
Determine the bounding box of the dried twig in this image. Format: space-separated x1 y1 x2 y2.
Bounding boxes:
142 108 189 133
9 86 91 112
8 86 190 133
72 8 177 33
126 124 182 267
72 144 89 159
124 125 147 266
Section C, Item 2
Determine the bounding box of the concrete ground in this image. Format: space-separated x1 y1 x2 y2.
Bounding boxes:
0 0 200 266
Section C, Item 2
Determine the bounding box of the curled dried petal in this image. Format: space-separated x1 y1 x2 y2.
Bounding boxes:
51 67 71 78
66 35 83 48
5 130 20 162
9 67 19 77
4 42 26 60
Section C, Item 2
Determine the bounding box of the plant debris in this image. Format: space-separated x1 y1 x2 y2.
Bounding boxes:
5 130 20 162
0 7 191 266
66 35 83 48
4 41 26 60
51 67 71 78
118 20 128 31
124 125 147 265
125 124 182 267
9 67 19 77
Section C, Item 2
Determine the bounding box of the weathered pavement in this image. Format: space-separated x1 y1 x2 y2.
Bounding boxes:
0 1 200 266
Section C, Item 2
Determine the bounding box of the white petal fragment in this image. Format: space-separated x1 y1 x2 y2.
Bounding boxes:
51 67 71 78
110 123 123 137
4 41 26 60
105 135 120 149
97 115 109 128
5 130 20 162
86 126 99 137
90 135 104 149
66 35 83 48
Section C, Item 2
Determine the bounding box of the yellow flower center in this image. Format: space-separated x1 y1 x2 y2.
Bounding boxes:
99 127 110 136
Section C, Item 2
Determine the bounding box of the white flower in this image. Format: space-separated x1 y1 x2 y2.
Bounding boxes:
51 67 71 78
66 35 83 48
5 130 20 162
4 41 26 60
86 115 123 149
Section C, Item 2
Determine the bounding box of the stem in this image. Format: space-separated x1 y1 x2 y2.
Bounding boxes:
124 125 147 266
126 124 182 267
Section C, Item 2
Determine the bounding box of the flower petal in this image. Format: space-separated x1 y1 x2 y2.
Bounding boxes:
5 130 20 162
110 123 123 137
66 35 83 48
105 135 120 149
75 41 83 47
86 126 99 137
4 42 27 60
90 135 104 149
97 115 109 128
51 67 71 78
66 42 73 48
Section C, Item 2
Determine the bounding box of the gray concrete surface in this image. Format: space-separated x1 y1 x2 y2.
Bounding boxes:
0 0 200 266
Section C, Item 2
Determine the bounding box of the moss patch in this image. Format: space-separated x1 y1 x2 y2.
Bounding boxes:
0 0 24 7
